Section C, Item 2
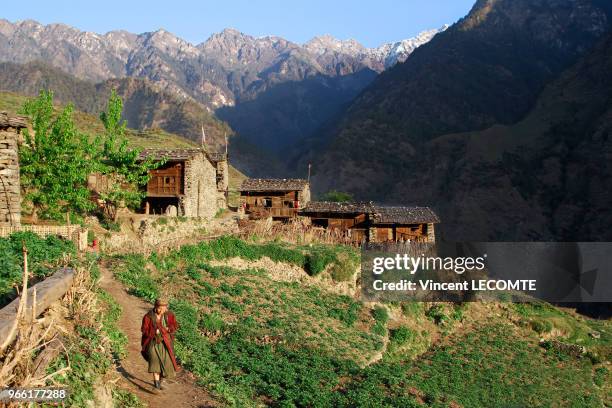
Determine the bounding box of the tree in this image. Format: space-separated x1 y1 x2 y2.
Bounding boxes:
19 89 163 223
319 190 354 203
97 90 163 220
19 91 99 220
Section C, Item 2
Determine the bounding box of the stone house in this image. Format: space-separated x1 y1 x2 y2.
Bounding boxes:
206 152 229 209
138 148 222 218
299 201 439 243
0 112 27 226
240 178 311 220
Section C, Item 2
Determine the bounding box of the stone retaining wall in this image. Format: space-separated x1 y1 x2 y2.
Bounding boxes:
103 215 239 252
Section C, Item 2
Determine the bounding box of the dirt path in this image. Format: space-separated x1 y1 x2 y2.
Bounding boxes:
98 264 218 408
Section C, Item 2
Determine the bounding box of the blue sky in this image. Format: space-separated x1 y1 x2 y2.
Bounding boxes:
6 1 475 47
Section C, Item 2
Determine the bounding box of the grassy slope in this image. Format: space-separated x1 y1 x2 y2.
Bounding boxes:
0 61 233 150
0 90 247 182
107 236 611 407
0 90 196 149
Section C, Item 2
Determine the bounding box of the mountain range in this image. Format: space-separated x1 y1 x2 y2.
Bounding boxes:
0 19 444 173
0 19 445 109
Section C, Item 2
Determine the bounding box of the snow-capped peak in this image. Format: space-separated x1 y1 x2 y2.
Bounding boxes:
303 25 448 69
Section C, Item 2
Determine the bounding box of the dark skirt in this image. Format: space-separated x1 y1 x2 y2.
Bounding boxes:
147 339 176 378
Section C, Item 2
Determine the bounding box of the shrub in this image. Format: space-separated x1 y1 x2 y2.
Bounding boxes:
372 306 389 324
328 302 362 327
401 302 423 318
0 232 76 306
372 322 387 336
594 366 608 387
530 318 553 334
329 252 358 282
319 190 354 202
305 252 329 276
390 326 414 345
426 304 448 325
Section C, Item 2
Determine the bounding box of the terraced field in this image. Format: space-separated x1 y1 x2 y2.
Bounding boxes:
106 236 611 407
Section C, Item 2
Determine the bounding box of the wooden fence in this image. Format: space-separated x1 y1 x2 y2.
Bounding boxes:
238 219 365 247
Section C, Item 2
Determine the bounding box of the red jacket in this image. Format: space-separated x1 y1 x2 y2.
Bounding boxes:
141 310 180 371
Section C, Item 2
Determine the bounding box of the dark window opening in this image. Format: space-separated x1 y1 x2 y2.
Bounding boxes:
312 219 329 228
144 196 180 215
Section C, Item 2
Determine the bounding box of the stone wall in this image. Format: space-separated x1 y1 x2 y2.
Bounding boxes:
103 215 239 251
299 185 311 205
427 223 436 243
180 152 218 218
0 114 26 226
216 160 229 191
216 160 229 209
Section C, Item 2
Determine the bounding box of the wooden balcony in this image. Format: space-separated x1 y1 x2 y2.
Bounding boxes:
146 175 183 197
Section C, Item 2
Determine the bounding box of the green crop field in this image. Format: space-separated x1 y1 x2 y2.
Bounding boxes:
107 236 611 407
0 231 76 307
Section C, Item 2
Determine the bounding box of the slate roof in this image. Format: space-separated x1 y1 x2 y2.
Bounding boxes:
138 148 203 161
240 178 309 192
138 148 227 165
370 206 440 224
206 152 228 163
301 201 440 223
0 112 27 129
300 201 376 214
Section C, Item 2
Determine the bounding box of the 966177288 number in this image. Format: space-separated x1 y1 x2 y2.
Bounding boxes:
0 388 69 402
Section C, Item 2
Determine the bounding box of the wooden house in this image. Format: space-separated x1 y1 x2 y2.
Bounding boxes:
298 201 372 243
138 149 220 218
299 201 439 243
240 178 311 220
369 206 439 243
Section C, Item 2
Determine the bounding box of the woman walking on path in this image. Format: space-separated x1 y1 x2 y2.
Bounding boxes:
141 298 180 390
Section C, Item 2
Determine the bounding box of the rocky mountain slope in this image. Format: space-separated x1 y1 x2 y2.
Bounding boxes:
0 19 444 176
0 19 444 109
0 61 231 151
302 0 612 240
